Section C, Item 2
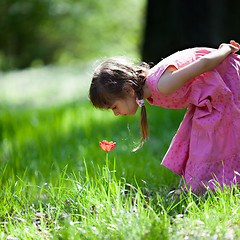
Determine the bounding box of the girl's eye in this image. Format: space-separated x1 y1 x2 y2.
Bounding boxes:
112 106 116 110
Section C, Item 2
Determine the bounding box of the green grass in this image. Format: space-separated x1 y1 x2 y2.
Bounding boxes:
1 100 240 239
0 100 182 187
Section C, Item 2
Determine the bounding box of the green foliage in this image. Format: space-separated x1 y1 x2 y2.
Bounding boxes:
0 0 146 70
0 98 181 238
0 0 51 69
2 98 240 238
2 67 240 238
0 100 182 188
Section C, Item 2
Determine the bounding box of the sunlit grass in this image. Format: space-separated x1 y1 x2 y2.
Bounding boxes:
0 100 181 186
2 155 240 239
1 100 240 239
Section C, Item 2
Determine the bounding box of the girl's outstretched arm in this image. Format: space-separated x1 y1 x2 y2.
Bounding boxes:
158 40 240 94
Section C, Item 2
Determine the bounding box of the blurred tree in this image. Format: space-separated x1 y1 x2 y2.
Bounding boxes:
142 0 240 64
46 0 145 66
0 0 145 70
0 0 55 69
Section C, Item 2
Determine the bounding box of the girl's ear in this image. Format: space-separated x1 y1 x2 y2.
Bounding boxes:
122 85 135 96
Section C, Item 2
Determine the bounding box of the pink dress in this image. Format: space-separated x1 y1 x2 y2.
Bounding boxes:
146 48 240 192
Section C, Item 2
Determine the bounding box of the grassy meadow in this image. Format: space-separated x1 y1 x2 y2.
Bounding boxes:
1 66 240 239
3 0 240 239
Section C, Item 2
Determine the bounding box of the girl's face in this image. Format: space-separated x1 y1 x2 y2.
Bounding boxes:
109 95 139 116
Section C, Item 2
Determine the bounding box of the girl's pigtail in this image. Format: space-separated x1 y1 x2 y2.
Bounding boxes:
133 78 149 151
139 103 149 144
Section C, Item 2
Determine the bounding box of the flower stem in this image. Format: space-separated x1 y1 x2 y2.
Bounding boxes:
106 152 110 196
106 152 109 169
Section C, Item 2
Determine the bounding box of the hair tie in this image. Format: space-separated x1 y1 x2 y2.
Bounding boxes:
136 98 145 107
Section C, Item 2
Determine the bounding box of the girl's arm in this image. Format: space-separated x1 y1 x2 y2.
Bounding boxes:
158 40 240 94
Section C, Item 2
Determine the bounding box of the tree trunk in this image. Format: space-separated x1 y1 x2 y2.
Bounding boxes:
142 0 239 64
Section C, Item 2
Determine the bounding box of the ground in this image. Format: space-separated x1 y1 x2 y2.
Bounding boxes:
0 62 92 107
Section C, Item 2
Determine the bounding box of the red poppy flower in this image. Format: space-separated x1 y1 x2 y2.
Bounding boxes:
99 140 116 152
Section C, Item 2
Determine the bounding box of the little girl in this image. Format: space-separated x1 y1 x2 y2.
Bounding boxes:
89 40 240 193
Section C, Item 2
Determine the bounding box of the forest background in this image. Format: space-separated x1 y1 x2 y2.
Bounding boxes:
1 0 240 239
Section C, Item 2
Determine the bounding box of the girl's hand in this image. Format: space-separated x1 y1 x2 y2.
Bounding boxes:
230 40 240 53
219 40 240 53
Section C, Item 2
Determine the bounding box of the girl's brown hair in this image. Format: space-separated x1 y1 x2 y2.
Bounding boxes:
89 57 150 149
